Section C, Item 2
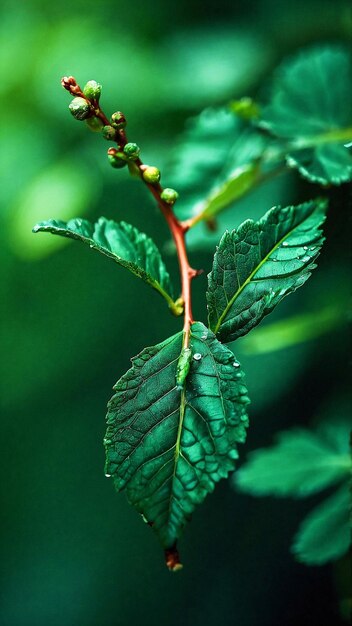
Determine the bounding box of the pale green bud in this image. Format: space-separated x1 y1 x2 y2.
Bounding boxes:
161 188 179 204
123 143 140 160
69 97 91 120
143 166 160 184
83 80 102 101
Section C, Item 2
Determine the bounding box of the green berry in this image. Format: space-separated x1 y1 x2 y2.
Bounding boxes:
108 153 127 169
111 111 127 129
143 166 160 184
161 188 179 204
123 142 140 160
102 125 117 140
69 97 91 120
86 117 104 132
83 80 102 101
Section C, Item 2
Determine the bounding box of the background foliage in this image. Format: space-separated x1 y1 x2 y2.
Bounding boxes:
1 0 350 625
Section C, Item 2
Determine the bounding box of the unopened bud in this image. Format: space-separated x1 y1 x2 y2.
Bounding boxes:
83 80 102 101
143 166 160 184
69 97 91 120
107 149 127 169
111 111 127 129
123 142 140 160
161 188 179 204
102 125 117 140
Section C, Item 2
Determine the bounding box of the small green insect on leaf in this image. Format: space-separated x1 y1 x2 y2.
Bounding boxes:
104 322 249 568
175 347 192 389
32 217 177 312
258 46 352 184
207 199 328 343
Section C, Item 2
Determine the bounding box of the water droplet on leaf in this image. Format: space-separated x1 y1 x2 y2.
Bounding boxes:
105 473 111 478
233 362 240 368
193 353 202 361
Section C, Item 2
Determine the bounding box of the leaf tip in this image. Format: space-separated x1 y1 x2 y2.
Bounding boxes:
165 545 183 572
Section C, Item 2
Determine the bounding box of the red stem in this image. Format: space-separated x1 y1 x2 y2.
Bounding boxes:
145 185 197 345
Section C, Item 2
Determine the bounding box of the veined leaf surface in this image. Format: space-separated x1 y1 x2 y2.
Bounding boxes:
258 46 352 184
207 199 327 343
104 322 249 565
33 217 177 311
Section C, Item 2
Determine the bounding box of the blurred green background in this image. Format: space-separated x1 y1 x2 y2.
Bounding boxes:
1 0 350 625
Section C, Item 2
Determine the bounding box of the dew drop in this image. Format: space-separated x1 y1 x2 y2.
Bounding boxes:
282 242 288 247
105 473 111 478
303 246 308 251
193 353 202 361
233 362 240 368
141 514 148 524
272 258 277 262
310 246 316 251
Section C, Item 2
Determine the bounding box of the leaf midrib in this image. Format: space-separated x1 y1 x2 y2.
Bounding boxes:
213 209 317 335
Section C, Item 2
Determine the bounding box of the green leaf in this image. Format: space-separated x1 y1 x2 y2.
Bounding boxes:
259 46 352 184
33 217 177 312
207 199 327 343
104 322 249 562
292 485 351 565
166 108 269 222
235 424 351 498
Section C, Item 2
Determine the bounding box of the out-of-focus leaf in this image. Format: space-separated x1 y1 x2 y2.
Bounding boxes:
166 108 269 222
104 322 249 565
292 485 351 565
239 304 343 355
181 171 294 251
207 199 327 343
9 161 98 260
33 217 176 310
160 27 273 108
259 46 352 184
235 423 351 498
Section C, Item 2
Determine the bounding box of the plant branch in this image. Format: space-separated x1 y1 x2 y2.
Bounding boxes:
136 174 198 345
62 76 199 340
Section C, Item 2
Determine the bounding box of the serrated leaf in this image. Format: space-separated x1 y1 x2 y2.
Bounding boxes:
104 322 249 562
259 46 352 184
235 424 351 498
33 217 177 312
165 107 269 222
207 199 327 343
292 484 351 565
